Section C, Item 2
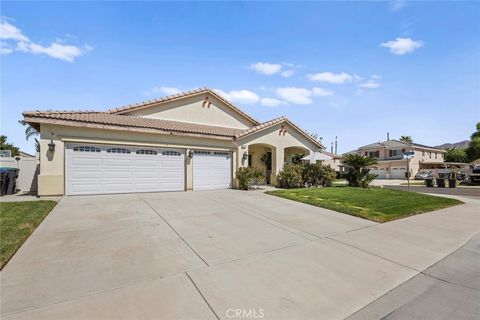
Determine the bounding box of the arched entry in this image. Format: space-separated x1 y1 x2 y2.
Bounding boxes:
247 143 275 184
284 146 311 164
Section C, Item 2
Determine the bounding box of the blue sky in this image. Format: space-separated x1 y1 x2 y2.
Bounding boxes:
1 1 479 154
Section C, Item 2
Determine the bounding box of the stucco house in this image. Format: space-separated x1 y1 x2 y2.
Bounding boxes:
348 139 446 179
23 88 323 196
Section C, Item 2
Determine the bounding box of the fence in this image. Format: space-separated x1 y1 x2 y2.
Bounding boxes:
0 157 39 192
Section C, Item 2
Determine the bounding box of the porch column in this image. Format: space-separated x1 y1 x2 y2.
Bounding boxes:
271 147 284 185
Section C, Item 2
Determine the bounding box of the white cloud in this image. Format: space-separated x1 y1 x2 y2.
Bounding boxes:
214 89 260 104
280 70 295 78
249 62 282 75
389 0 408 12
276 87 334 105
0 19 29 42
260 98 285 107
0 41 13 54
0 18 91 62
150 86 182 95
307 72 353 84
381 37 423 55
276 87 313 105
312 87 334 96
358 80 381 89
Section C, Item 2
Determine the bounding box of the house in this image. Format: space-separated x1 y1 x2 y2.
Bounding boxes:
348 139 446 179
23 88 323 196
320 151 343 172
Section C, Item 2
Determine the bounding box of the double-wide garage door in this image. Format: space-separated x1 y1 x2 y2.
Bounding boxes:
65 143 232 195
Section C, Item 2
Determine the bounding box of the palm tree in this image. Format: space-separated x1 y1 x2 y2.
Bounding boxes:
19 120 40 152
399 135 413 144
342 154 378 188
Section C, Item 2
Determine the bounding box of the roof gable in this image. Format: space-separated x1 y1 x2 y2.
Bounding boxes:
109 88 259 129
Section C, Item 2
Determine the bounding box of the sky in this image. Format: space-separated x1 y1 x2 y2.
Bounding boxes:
1 1 479 154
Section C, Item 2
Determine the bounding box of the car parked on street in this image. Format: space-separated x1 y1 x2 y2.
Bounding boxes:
415 170 434 180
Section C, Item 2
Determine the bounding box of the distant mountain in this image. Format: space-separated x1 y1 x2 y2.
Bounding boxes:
434 140 470 150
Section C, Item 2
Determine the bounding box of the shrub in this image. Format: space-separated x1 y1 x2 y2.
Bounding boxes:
342 154 378 188
321 165 336 187
276 163 303 189
236 166 266 190
302 162 323 187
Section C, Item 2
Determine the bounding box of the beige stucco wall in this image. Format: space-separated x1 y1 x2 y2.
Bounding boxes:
125 95 254 129
238 122 320 184
38 124 238 196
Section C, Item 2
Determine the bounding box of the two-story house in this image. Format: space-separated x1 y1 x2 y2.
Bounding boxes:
348 140 446 179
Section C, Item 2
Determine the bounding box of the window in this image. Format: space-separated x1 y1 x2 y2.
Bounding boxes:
368 151 380 158
73 146 101 152
429 152 432 158
422 151 425 157
214 152 229 156
162 151 181 156
194 151 211 155
435 152 437 159
107 148 131 154
136 149 157 155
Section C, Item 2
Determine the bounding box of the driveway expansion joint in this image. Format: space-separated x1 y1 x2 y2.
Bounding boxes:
185 272 221 320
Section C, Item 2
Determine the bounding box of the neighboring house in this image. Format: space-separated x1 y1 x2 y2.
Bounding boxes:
23 88 323 196
348 139 446 179
320 151 343 172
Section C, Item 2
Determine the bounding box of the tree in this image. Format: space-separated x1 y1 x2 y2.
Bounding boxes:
0 135 20 156
341 154 378 188
444 147 468 163
399 135 413 144
466 123 480 162
19 120 40 152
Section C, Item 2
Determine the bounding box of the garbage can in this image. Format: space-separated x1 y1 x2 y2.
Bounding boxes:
436 178 446 188
0 167 19 195
448 178 457 188
425 178 435 187
6 168 19 195
0 170 7 196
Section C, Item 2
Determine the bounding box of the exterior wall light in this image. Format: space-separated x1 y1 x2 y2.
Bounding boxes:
242 152 248 161
188 150 194 158
48 134 56 152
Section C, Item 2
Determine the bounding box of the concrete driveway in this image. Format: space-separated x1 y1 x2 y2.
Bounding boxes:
1 190 478 319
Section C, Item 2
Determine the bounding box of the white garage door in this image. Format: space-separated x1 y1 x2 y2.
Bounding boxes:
390 167 407 179
370 168 386 179
66 144 185 195
193 150 232 190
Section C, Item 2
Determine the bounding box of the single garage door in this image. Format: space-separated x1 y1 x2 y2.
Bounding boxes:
390 167 407 179
66 143 185 195
370 168 386 179
193 150 232 190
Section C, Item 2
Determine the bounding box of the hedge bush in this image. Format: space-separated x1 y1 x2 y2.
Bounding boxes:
276 162 336 189
236 166 266 190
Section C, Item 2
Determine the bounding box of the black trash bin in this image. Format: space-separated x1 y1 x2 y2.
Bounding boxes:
425 178 435 187
0 169 8 196
0 168 19 196
436 178 446 188
6 168 19 195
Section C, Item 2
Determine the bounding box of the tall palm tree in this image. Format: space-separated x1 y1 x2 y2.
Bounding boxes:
342 154 378 188
19 120 40 152
399 135 413 144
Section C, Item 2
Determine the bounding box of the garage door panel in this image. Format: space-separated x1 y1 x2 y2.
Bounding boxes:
193 152 231 191
66 144 185 195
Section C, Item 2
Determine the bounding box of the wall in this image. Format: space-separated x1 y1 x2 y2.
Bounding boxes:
237 122 319 184
0 157 38 192
38 124 237 196
125 95 254 129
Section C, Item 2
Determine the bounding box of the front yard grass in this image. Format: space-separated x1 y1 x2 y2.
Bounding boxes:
266 187 462 223
0 200 57 269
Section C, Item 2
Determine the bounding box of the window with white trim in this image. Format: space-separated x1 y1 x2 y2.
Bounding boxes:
136 149 157 155
73 146 101 152
107 148 131 154
162 151 181 156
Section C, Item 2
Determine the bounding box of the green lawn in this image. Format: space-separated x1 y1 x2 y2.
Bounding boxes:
0 200 57 269
266 187 462 223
